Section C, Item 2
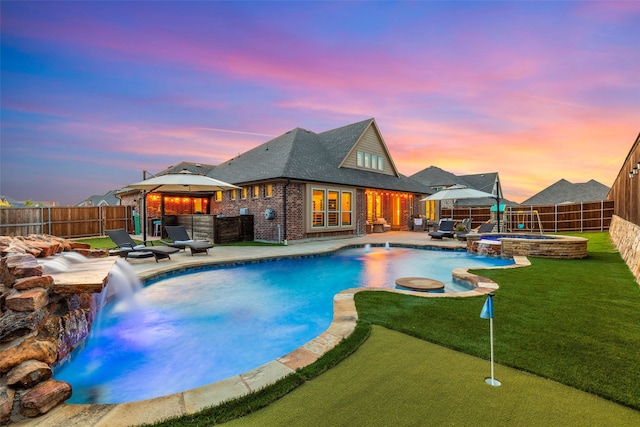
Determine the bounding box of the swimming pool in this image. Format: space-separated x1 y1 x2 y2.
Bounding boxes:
54 246 513 404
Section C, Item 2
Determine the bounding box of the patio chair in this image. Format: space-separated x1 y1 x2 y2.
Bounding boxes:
428 220 455 239
163 225 213 255
454 218 473 241
458 221 496 241
106 229 178 262
477 222 495 233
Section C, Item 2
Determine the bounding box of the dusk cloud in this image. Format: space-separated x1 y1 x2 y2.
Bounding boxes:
1 1 638 205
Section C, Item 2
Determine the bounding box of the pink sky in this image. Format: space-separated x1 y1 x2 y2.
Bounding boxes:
2 1 639 205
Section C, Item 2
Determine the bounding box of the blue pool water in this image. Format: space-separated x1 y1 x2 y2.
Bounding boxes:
54 247 513 404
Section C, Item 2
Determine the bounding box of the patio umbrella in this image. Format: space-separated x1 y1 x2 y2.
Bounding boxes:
124 171 241 241
420 184 502 232
126 172 242 193
419 184 495 202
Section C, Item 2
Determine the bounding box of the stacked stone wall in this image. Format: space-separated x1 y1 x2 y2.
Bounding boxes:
0 236 107 424
609 215 640 285
466 234 587 259
501 238 587 259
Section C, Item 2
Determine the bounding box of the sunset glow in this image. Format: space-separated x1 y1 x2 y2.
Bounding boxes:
2 1 639 204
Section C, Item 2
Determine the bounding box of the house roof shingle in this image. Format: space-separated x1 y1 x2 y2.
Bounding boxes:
210 119 427 193
410 166 516 207
156 161 216 176
521 179 610 205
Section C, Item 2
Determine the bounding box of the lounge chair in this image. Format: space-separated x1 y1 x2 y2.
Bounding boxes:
428 220 455 239
163 225 213 255
106 229 178 262
454 218 472 241
477 222 495 233
457 222 495 241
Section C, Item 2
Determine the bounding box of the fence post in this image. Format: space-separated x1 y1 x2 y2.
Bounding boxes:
45 206 50 235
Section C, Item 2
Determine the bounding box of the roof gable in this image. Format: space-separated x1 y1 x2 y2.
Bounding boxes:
458 172 499 195
332 119 399 177
410 166 461 188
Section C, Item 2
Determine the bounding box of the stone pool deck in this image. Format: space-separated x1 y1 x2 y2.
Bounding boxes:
19 231 529 427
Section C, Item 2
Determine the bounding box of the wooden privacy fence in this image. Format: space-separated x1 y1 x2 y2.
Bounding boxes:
0 206 133 238
444 201 614 233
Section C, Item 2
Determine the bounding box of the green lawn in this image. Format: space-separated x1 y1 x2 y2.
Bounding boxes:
145 231 640 425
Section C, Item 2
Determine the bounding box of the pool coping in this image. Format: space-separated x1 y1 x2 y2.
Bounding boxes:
22 235 530 426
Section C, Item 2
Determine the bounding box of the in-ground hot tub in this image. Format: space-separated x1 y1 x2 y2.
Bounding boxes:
466 233 588 259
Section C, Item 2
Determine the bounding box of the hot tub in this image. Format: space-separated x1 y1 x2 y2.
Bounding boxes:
466 233 588 259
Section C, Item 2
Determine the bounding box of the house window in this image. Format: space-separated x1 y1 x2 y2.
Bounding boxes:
265 184 273 197
241 187 247 200
327 191 339 227
341 191 352 225
311 187 354 230
231 189 237 201
424 200 437 221
252 185 259 198
357 151 383 171
214 191 222 202
312 189 325 227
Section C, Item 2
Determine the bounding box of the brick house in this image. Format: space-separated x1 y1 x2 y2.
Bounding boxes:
207 118 428 242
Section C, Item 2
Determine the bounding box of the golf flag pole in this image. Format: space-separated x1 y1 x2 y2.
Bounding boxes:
481 292 501 386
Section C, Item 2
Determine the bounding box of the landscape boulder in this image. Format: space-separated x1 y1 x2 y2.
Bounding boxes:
7 360 53 389
20 380 72 418
0 387 15 425
6 289 49 312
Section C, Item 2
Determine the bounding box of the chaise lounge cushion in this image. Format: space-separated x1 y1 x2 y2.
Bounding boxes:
106 229 178 262
428 220 455 239
164 226 213 255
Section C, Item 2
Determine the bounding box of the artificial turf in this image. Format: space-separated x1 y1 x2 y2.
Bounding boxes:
222 326 640 427
355 232 640 409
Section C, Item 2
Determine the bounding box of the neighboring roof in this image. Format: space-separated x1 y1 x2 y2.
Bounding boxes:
155 161 216 176
209 119 428 193
522 179 610 205
410 166 461 189
77 189 121 207
459 172 499 195
410 166 516 207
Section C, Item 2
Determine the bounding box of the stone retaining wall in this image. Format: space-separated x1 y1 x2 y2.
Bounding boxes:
609 215 640 285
